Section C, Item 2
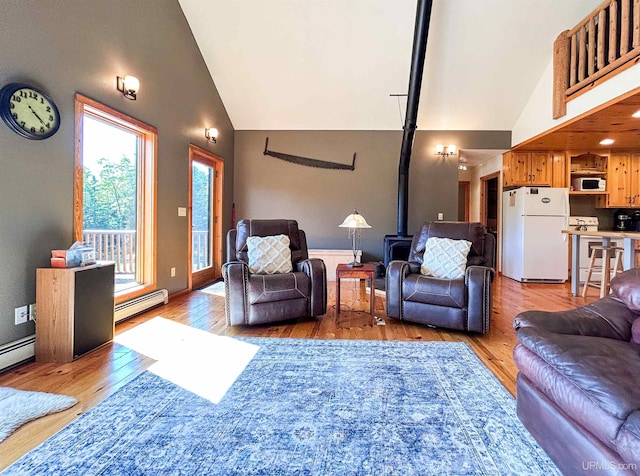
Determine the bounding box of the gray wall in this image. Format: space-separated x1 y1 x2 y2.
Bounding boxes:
0 0 234 347
234 130 510 261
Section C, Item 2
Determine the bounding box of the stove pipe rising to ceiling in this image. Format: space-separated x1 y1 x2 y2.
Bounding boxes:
397 0 433 236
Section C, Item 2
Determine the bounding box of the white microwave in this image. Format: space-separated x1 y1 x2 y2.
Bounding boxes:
572 177 606 191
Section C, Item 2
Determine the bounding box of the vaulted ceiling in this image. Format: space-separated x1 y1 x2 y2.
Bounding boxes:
178 0 602 133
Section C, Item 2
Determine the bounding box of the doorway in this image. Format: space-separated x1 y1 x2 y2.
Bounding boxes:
458 181 470 221
189 145 224 290
480 172 500 235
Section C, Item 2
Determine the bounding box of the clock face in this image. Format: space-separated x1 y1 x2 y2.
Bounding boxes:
0 83 60 140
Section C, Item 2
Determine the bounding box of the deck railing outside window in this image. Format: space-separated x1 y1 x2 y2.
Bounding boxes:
83 230 136 274
83 229 212 275
192 230 210 271
554 0 640 119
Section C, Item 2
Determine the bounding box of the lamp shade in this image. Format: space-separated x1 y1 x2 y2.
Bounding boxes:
339 210 371 229
123 75 140 93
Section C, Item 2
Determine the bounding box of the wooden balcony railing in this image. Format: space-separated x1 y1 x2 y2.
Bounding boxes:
83 229 211 275
83 230 136 274
192 230 210 271
554 0 640 119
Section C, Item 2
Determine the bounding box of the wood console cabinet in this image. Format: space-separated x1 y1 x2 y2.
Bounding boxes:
36 262 115 363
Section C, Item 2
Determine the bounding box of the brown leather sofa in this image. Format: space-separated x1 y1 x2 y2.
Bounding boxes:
513 268 640 475
385 221 495 333
222 219 327 326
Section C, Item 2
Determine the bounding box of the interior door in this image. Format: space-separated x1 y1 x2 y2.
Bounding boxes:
189 145 224 290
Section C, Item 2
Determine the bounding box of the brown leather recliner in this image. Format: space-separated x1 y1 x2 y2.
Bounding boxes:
385 221 495 333
222 219 327 326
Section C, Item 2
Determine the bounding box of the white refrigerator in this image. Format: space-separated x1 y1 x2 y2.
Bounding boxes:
502 187 569 283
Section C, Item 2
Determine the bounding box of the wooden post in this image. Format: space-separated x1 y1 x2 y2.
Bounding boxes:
634 0 640 48
621 0 630 55
553 30 570 119
609 0 619 63
597 9 606 69
588 16 596 77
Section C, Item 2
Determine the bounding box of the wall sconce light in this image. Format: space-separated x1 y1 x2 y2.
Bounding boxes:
458 158 468 171
435 144 457 158
205 128 218 143
116 75 140 100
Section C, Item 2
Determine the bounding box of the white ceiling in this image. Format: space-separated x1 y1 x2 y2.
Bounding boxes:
179 0 602 131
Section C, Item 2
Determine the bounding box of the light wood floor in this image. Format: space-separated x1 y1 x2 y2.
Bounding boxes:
0 275 596 470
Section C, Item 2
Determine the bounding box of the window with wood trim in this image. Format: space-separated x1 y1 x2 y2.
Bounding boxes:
74 94 157 303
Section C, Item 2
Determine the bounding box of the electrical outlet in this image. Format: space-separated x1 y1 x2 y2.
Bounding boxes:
14 305 28 325
28 303 36 321
437 212 444 220
170 267 176 277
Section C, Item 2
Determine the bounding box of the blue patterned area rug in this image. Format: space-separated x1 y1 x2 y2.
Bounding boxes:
2 339 557 475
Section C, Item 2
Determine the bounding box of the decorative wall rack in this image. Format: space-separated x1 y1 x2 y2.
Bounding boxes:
263 137 356 170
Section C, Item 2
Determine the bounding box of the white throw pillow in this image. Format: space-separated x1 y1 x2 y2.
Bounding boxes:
246 234 293 274
420 237 472 279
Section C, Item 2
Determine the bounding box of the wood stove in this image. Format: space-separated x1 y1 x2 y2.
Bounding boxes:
383 235 413 268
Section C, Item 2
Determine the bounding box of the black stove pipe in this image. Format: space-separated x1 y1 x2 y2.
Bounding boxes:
397 0 433 236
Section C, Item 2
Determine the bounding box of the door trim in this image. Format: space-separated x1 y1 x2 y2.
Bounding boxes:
480 171 500 228
188 144 224 291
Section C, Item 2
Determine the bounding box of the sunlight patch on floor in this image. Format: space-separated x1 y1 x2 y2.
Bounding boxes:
199 281 225 297
114 317 259 403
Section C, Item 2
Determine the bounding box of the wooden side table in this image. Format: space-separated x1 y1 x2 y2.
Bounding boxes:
335 263 375 319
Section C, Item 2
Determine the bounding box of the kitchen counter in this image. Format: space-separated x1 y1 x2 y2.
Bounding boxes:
562 229 640 295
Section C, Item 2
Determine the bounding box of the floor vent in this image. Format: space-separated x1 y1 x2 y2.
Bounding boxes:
115 289 168 323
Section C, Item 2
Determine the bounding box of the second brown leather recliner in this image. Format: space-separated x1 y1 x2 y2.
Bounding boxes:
385 221 495 333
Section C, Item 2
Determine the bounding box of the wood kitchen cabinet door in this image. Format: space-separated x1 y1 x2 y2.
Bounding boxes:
551 151 567 188
607 153 632 207
502 152 518 187
530 152 553 186
511 152 532 185
630 154 640 207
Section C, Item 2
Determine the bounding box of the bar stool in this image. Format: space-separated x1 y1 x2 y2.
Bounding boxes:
581 245 624 298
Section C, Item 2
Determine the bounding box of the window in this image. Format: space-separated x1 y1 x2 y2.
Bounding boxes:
74 94 157 302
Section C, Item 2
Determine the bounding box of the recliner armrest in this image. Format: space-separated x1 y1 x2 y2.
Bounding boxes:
513 295 637 341
465 265 494 333
222 261 249 326
385 260 420 318
297 258 327 316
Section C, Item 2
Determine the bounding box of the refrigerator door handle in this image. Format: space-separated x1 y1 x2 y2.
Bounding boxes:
562 190 569 242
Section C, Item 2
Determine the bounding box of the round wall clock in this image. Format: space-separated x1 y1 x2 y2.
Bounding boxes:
0 83 60 140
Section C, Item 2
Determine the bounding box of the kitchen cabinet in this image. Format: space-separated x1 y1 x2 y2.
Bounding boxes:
597 152 639 207
551 151 567 188
568 151 608 196
36 262 115 363
503 151 553 187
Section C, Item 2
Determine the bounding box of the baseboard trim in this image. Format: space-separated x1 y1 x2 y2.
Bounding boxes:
0 334 35 372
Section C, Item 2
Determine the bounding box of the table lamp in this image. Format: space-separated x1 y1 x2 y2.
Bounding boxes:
339 209 371 267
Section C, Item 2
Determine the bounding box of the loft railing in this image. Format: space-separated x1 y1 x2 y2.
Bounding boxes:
553 0 640 119
83 230 136 274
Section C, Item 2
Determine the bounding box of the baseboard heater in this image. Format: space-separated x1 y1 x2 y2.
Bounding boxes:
114 289 168 323
0 334 36 372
